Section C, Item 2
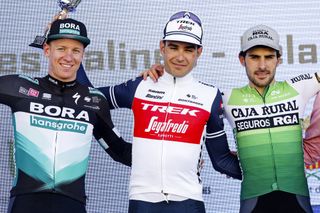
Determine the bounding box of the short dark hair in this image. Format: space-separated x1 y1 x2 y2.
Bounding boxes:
238 45 281 58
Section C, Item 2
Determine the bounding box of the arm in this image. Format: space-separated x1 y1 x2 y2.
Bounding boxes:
288 72 320 102
76 63 94 87
205 89 242 180
0 75 23 106
304 92 320 165
93 92 132 166
76 63 141 109
94 122 132 167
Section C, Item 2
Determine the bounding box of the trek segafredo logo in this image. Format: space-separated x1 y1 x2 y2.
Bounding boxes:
133 99 207 144
141 103 197 134
29 102 89 134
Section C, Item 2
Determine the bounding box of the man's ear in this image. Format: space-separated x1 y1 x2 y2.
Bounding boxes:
276 57 281 67
239 55 246 67
159 40 165 56
43 43 50 57
197 46 203 57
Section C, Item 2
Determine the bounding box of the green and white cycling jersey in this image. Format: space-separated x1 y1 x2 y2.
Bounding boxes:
223 72 320 200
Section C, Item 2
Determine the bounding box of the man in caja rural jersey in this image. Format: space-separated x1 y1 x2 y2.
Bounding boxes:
222 25 320 213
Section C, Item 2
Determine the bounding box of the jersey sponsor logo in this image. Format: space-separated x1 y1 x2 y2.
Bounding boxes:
132 98 209 144
27 88 39 97
30 102 89 121
83 105 100 110
145 94 163 99
235 112 299 132
92 96 101 103
72 92 81 105
145 89 165 99
290 73 312 83
84 97 91 102
30 115 88 134
145 116 189 134
199 81 215 88
186 94 198 100
231 100 298 118
148 89 165 94
178 93 204 106
19 86 28 95
42 93 52 100
141 102 199 116
177 98 203 106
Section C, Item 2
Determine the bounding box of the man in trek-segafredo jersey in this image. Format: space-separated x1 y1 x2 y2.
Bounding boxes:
77 11 242 213
3 18 131 213
223 24 320 213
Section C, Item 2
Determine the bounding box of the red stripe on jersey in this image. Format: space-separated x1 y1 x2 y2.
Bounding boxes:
132 98 210 144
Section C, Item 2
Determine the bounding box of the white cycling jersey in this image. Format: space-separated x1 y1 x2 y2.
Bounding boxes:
78 67 242 202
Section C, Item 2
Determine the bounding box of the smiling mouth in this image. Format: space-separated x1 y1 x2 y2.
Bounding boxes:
61 64 73 68
172 63 187 69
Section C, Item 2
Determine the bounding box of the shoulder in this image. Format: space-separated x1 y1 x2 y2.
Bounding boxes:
197 80 217 89
120 76 144 87
88 87 106 98
194 80 219 94
1 74 33 81
221 86 247 103
0 74 39 86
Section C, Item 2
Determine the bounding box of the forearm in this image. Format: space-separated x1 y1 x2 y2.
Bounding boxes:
206 135 242 180
94 126 132 166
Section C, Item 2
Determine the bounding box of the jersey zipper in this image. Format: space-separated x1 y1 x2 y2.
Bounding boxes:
53 129 58 191
160 76 177 197
53 92 64 192
259 86 278 189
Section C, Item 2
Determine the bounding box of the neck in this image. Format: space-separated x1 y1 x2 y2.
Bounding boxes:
46 75 77 88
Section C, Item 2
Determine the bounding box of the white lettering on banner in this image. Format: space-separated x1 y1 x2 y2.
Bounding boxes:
30 102 89 121
144 116 189 133
2 36 318 73
141 103 199 116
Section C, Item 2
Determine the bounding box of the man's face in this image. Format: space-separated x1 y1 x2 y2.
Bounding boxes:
160 40 202 78
44 38 84 82
239 47 280 94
